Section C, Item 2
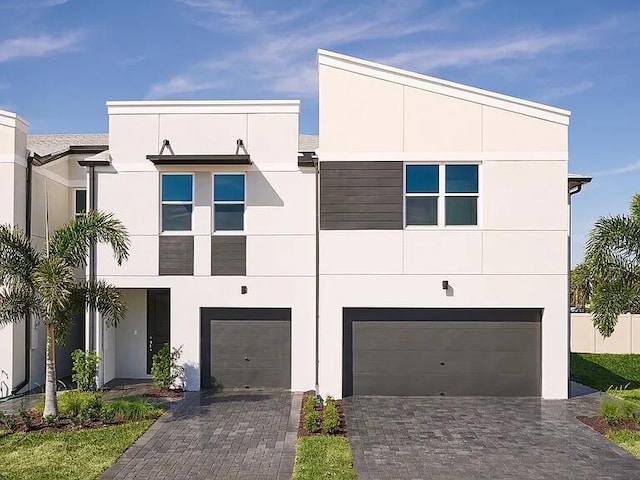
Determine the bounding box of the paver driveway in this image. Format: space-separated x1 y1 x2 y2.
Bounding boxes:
345 390 640 480
101 390 300 480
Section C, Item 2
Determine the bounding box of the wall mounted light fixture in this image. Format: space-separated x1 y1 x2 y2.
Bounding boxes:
442 280 449 290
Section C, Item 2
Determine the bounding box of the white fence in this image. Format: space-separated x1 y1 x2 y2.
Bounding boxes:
571 313 640 354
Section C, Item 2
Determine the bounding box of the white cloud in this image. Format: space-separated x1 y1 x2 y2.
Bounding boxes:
0 0 69 8
146 75 223 99
157 2 627 99
0 31 82 63
590 161 640 177
539 80 594 102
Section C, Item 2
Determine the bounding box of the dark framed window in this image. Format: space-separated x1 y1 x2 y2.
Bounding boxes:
74 189 87 217
213 174 245 231
161 174 193 231
445 165 478 226
405 165 438 226
405 164 478 227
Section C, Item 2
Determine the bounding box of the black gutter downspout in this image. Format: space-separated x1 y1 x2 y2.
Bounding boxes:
313 156 320 396
11 153 33 395
88 165 96 351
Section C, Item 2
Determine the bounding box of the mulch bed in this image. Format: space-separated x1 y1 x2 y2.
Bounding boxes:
578 415 640 435
297 390 348 437
1 411 122 434
142 388 184 398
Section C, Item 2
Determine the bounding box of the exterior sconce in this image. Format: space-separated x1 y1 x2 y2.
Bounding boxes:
442 280 449 290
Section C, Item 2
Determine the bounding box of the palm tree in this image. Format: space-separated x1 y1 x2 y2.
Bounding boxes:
570 262 592 312
0 210 129 417
584 193 640 337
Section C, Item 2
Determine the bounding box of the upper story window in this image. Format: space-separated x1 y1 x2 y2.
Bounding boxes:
405 164 478 227
74 189 87 217
213 174 245 231
161 174 193 232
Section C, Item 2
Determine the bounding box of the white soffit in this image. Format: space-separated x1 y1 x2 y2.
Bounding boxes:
317 49 571 125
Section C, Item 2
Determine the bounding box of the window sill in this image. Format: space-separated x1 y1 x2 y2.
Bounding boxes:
404 225 480 231
160 230 194 236
212 230 246 236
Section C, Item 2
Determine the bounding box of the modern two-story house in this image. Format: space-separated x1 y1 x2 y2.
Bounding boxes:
0 50 590 401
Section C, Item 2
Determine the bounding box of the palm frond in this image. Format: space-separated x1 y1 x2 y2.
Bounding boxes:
33 256 76 325
631 194 640 222
0 224 41 288
77 279 127 327
49 210 130 268
0 285 40 327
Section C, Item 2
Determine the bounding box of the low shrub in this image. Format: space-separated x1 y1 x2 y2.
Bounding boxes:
100 404 116 424
57 391 103 420
42 414 58 426
105 397 164 422
18 401 32 430
323 397 340 434
303 408 321 433
71 349 100 392
0 410 18 431
151 344 184 390
303 395 317 414
600 396 638 426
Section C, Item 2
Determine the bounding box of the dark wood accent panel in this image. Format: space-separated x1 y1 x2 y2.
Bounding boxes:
320 161 403 230
343 308 542 397
200 308 291 389
211 235 246 276
159 236 194 276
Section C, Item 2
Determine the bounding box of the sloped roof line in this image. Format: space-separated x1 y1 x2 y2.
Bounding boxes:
317 49 570 125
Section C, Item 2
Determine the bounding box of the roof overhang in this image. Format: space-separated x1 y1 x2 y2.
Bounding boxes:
35 144 109 166
147 154 251 166
298 151 317 168
77 149 111 167
568 174 592 194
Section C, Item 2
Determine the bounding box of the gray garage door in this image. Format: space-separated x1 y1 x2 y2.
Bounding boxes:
201 308 291 389
343 308 542 397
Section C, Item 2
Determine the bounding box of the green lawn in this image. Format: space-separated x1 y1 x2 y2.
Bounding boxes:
606 430 640 457
571 353 640 391
0 420 152 480
292 436 357 480
571 353 640 458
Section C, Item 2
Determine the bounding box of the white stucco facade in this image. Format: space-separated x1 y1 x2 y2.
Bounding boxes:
0 50 584 400
317 50 570 399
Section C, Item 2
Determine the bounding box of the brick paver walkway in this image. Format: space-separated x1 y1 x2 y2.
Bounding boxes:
345 388 640 480
101 390 300 480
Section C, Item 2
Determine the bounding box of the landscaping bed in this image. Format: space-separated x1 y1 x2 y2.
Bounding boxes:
0 391 166 434
298 390 347 437
293 391 356 479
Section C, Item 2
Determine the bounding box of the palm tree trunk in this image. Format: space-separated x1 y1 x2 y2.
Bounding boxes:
43 323 58 418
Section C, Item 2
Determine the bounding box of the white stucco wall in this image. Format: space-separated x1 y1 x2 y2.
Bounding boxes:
96 101 316 392
317 51 570 399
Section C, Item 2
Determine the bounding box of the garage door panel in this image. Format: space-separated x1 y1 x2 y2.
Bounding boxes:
353 322 539 351
353 350 539 376
344 308 541 397
354 373 539 396
200 308 291 389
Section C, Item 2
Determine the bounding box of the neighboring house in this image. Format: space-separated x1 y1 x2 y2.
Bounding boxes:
0 50 590 400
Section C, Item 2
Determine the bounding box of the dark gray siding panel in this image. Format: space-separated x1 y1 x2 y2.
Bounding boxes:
211 235 246 276
343 308 542 397
159 236 193 276
200 308 291 389
320 161 403 230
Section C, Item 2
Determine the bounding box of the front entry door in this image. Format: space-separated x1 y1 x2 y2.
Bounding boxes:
147 289 170 374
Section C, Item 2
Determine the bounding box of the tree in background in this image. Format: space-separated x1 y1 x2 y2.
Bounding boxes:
0 211 129 417
570 262 592 312
585 193 640 337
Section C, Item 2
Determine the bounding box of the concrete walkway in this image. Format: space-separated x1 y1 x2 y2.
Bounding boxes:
345 385 640 480
101 390 301 480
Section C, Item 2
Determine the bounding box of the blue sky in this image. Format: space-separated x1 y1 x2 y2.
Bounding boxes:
0 0 639 264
